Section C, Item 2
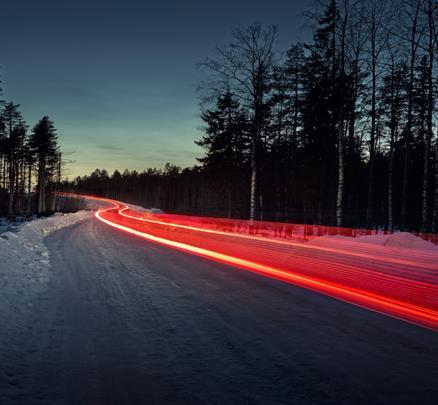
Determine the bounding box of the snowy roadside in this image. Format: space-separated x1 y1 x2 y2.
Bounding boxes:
0 196 158 312
0 210 93 311
126 203 163 214
307 231 438 251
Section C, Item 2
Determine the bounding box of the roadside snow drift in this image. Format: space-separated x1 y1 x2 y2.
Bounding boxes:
0 211 93 310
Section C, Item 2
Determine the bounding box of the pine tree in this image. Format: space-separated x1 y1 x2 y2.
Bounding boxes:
29 116 59 214
301 0 339 224
2 102 26 216
196 92 249 217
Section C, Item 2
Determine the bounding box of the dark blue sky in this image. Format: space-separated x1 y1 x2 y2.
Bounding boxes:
2 0 310 178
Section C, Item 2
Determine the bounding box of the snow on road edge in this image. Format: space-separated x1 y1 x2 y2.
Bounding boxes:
0 210 93 309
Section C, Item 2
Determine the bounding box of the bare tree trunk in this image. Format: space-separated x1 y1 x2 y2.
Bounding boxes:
51 189 57 211
27 160 32 215
202 24 276 222
37 157 46 214
336 1 349 228
422 0 435 233
18 154 24 214
433 141 438 233
421 113 431 232
259 194 264 221
366 13 377 228
1 156 5 189
388 144 394 231
336 73 345 228
387 50 397 232
8 155 15 217
227 187 232 218
276 180 281 221
363 0 392 229
51 154 61 212
290 47 300 222
336 127 345 227
8 190 14 216
401 0 421 230
249 140 257 221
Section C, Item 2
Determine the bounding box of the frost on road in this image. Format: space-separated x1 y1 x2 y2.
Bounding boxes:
0 212 437 404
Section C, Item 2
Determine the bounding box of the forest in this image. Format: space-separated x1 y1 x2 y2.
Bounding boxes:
63 0 435 232
0 96 62 217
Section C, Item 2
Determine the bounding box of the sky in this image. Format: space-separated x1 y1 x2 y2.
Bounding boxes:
2 0 310 179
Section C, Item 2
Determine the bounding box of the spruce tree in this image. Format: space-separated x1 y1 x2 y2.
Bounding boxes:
29 116 59 213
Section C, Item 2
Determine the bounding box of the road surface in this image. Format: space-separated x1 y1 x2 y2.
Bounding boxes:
1 217 438 404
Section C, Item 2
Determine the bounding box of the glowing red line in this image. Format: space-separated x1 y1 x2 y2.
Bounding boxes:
93 206 438 331
58 193 438 331
118 208 436 270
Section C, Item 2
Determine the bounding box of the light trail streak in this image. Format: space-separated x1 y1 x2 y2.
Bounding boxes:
118 208 437 271
60 193 438 331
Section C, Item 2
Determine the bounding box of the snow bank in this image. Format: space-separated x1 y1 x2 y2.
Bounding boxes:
308 231 438 251
0 210 93 310
126 203 163 214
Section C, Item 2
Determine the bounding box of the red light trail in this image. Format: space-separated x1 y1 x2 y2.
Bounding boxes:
61 193 438 331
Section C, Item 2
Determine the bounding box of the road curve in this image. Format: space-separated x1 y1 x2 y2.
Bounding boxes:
2 217 437 405
92 197 438 330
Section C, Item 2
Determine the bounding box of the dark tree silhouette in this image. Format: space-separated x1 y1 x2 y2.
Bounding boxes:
60 0 437 233
29 116 59 214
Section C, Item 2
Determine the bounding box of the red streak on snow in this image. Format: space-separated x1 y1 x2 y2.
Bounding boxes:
61 193 438 331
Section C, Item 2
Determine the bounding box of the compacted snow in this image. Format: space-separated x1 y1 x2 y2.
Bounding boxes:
0 211 93 314
0 199 158 321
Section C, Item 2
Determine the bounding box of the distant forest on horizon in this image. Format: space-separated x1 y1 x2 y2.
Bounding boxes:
38 0 438 232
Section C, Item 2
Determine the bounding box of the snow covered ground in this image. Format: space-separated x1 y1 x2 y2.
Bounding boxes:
1 207 435 312
0 211 93 315
0 204 437 404
308 231 438 250
1 217 436 404
126 203 163 214
0 198 159 316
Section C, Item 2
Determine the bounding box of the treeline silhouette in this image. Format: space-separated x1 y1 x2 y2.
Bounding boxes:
0 96 62 217
63 0 437 232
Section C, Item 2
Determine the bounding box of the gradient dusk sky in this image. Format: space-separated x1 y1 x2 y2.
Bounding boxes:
2 0 310 178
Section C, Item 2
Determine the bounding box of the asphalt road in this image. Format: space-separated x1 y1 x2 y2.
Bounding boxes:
2 218 438 405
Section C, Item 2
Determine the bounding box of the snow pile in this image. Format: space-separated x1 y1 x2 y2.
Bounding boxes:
308 231 438 251
0 210 93 310
382 232 438 250
126 203 163 214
